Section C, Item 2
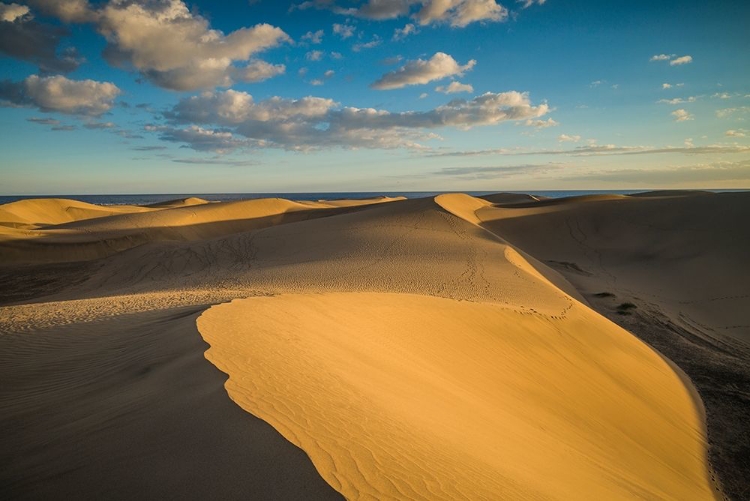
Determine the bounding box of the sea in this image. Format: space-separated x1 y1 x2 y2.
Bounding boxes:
0 190 745 206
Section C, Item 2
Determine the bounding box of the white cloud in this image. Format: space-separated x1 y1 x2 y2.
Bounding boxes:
299 0 510 27
0 74 120 115
558 134 581 143
306 50 324 61
670 55 693 66
712 92 732 99
716 107 750 119
301 29 324 44
725 129 746 137
161 89 549 151
650 54 674 61
419 92 428 98
672 109 694 122
662 83 672 89
393 23 418 40
353 36 382 51
332 22 355 39
372 52 475 90
435 81 474 94
570 160 750 185
309 79 324 86
516 0 546 7
524 118 558 128
414 0 508 27
657 96 697 105
25 0 290 91
324 69 335 78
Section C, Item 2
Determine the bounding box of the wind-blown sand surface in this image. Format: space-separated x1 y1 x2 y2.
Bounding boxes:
1 192 746 499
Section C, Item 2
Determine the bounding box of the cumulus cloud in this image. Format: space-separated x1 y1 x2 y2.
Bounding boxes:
524 118 558 128
671 109 693 122
301 29 324 44
0 2 84 73
23 0 289 91
662 83 672 89
670 55 693 66
298 0 510 27
0 74 120 115
353 35 382 51
650 54 674 62
332 22 355 39
393 23 418 40
306 50 324 61
372 52 475 90
435 81 473 93
160 88 549 151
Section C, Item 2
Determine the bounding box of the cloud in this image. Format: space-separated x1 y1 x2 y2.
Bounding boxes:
662 83 672 89
650 54 674 61
432 144 750 157
25 0 95 23
716 106 750 119
524 118 558 129
26 0 289 91
83 121 115 129
353 35 382 51
671 109 693 122
393 23 418 40
516 0 546 7
569 160 750 185
301 29 324 44
332 22 355 39
172 157 258 166
372 52 475 90
436 162 561 179
0 2 28 22
725 129 746 137
712 92 732 99
0 74 120 115
0 3 84 73
657 96 697 105
146 124 253 154
435 81 473 94
670 55 692 66
27 116 59 125
558 134 581 143
161 88 549 151
298 0 509 27
306 50 324 61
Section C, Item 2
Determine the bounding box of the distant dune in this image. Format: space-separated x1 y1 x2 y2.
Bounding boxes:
2 191 746 500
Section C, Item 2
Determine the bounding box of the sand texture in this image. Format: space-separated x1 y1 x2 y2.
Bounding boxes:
2 192 746 499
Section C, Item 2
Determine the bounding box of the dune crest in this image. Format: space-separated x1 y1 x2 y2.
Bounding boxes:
198 292 716 501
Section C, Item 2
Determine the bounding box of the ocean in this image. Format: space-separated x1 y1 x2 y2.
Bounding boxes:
0 190 745 206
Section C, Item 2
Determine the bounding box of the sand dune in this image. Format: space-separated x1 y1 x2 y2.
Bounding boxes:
0 198 150 228
1 192 738 500
200 292 715 500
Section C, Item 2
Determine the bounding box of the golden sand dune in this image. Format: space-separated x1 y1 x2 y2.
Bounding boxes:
0 197 150 228
0 196 401 264
1 192 742 499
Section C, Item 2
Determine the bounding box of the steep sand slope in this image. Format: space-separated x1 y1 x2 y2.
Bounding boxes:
467 191 750 500
199 292 715 501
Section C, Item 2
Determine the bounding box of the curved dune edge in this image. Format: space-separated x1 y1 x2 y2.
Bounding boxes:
197 292 717 501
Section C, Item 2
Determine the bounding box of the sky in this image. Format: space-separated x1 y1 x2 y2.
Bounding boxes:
0 0 749 195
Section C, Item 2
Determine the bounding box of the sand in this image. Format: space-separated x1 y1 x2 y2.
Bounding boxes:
1 191 745 500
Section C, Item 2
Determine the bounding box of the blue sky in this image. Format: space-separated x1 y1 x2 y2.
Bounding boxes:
1 0 748 194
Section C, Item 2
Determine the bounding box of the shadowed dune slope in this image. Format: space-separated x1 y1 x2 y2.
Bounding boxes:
472 191 750 343
0 198 150 228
